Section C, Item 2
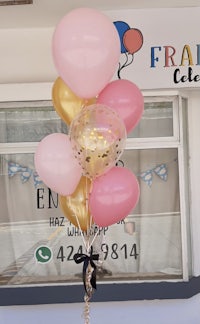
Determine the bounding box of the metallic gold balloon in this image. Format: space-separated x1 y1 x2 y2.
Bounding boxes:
59 176 93 231
52 77 96 126
70 104 127 179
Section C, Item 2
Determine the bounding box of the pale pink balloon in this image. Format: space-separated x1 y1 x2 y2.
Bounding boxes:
52 8 120 99
34 133 82 196
97 79 144 134
89 167 140 227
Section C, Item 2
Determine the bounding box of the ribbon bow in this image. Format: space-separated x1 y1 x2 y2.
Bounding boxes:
73 251 99 295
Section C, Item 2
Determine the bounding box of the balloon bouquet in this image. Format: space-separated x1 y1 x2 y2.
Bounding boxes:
34 7 144 314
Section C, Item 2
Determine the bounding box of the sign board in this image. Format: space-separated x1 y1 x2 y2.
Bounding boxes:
108 7 200 90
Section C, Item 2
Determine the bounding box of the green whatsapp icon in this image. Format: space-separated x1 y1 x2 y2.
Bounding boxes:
35 246 53 264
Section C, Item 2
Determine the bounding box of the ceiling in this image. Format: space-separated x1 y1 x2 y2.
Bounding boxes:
0 0 200 29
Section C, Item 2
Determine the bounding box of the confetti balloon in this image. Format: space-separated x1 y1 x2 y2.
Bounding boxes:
69 104 127 179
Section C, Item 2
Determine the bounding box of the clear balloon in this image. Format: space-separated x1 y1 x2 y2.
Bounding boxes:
59 176 93 232
52 77 96 126
97 79 144 134
34 133 82 196
89 166 140 227
69 104 127 179
52 8 120 98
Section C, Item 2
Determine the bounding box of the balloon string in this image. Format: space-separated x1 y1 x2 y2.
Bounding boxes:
86 176 90 233
73 152 98 254
74 176 94 254
74 213 88 251
117 53 134 79
83 265 93 324
85 176 99 253
124 53 134 67
88 179 94 231
84 149 95 252
88 230 99 251
117 52 128 79
83 293 91 324
81 99 89 110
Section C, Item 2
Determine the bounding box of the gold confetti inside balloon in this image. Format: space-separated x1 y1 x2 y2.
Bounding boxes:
69 104 127 179
59 176 93 231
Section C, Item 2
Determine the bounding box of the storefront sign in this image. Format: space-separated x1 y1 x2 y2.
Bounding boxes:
109 7 200 90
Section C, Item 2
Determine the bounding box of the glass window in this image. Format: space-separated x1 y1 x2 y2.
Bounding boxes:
0 101 68 143
118 148 182 279
128 98 175 138
0 95 190 287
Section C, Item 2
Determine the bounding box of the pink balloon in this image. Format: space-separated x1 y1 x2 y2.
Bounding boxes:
97 79 144 134
89 167 140 227
34 133 82 196
52 8 120 99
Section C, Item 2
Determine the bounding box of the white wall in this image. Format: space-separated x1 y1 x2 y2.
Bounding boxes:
0 28 56 84
0 294 200 324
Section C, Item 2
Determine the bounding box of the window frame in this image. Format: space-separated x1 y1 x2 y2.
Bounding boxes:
126 92 190 281
0 84 193 304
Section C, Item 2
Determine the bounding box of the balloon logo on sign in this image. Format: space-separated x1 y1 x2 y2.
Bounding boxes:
114 21 144 79
34 8 143 316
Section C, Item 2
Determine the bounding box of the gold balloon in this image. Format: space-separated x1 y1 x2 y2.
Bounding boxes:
52 77 96 126
59 176 93 231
